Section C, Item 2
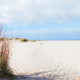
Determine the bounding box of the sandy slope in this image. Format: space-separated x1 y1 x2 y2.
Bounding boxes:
9 40 80 75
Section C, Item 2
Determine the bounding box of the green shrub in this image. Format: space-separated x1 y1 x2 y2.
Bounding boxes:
0 58 15 79
19 38 28 42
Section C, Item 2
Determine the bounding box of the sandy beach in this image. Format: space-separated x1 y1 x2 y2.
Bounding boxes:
8 40 80 79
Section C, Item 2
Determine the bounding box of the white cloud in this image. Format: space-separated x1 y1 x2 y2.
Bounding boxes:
11 28 80 37
0 0 80 24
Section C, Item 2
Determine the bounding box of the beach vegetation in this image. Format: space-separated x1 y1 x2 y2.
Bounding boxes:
8 38 12 40
30 40 32 42
33 40 35 42
19 38 28 42
13 38 20 40
0 38 4 41
0 25 16 79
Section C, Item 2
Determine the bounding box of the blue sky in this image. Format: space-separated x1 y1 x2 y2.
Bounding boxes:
0 0 80 40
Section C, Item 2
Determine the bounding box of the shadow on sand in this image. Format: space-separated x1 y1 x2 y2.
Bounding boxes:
15 70 59 80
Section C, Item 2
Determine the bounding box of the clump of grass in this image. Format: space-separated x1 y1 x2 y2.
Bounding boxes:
19 38 28 42
33 40 35 42
0 38 4 41
30 40 32 42
0 25 16 79
8 38 12 40
13 38 20 40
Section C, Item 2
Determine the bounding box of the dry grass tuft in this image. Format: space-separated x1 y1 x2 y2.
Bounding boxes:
0 25 15 79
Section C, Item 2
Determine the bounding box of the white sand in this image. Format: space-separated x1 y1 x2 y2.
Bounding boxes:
9 40 80 76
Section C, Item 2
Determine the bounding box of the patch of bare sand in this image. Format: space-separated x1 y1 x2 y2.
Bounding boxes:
8 40 80 79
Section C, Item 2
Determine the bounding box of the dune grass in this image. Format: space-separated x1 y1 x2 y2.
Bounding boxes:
0 25 16 79
19 38 28 42
33 40 35 42
13 38 20 40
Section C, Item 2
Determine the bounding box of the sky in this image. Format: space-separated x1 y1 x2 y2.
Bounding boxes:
0 0 80 40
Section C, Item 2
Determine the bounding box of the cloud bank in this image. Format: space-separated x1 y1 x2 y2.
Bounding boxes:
0 0 80 24
8 27 79 40
11 27 80 37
